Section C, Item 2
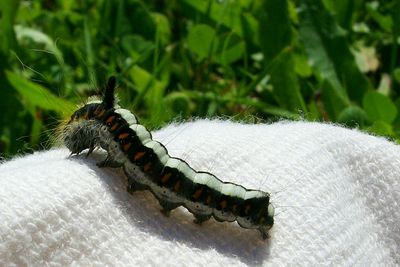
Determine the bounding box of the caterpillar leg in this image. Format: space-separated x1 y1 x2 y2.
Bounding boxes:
69 150 83 156
159 200 180 217
193 214 211 225
259 227 270 240
85 141 96 158
127 180 147 194
97 154 122 168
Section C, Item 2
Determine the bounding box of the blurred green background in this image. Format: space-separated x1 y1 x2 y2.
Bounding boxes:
0 0 399 158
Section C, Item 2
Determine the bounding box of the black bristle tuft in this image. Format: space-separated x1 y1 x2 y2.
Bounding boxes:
103 76 116 108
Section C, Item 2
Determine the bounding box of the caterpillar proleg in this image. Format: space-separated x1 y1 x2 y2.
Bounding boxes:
62 77 274 239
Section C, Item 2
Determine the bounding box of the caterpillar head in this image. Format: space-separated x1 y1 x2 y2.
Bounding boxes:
63 76 117 154
63 120 98 154
237 194 274 238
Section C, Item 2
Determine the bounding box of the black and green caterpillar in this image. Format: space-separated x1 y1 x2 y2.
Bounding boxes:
63 77 274 239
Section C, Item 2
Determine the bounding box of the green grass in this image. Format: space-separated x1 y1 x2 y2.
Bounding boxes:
0 0 399 157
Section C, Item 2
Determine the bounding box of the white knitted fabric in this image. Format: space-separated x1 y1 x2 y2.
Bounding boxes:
0 120 399 266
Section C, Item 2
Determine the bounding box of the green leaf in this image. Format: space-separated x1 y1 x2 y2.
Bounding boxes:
390 0 400 74
363 91 397 124
259 0 292 63
332 0 355 30
392 97 400 135
164 92 192 117
215 32 245 65
121 34 155 63
6 71 75 115
130 65 165 94
367 121 394 137
298 0 371 104
240 13 260 48
337 106 370 128
394 68 400 84
0 0 21 156
83 17 96 84
366 2 393 32
257 0 305 112
294 52 312 78
14 25 64 64
306 100 322 120
187 24 218 60
152 12 171 46
182 0 262 51
98 0 156 41
129 63 170 124
182 0 244 36
0 0 19 53
268 48 307 112
321 80 347 120
125 1 156 40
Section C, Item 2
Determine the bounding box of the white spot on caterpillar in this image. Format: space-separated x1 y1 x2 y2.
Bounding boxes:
129 124 151 144
115 108 137 125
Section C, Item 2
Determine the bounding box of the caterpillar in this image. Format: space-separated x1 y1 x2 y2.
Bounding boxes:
62 77 274 239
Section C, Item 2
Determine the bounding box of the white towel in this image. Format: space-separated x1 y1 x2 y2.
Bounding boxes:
0 120 399 266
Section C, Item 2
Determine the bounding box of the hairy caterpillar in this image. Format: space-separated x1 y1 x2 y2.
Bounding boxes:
62 77 274 239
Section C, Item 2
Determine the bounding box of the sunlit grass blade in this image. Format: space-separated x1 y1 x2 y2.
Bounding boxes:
6 71 76 116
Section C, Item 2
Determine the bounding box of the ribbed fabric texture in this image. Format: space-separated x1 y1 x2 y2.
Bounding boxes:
0 120 399 266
